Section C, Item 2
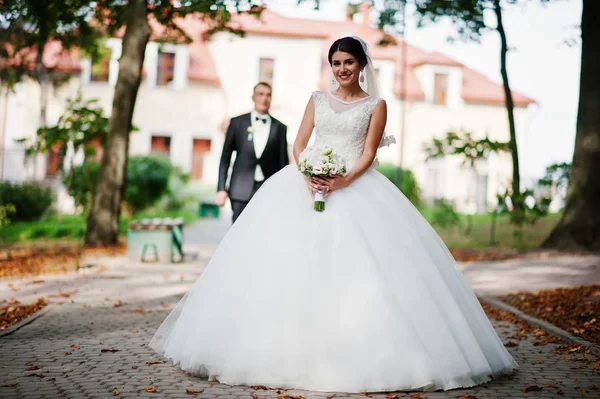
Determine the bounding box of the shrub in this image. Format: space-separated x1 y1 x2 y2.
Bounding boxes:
64 161 101 209
0 182 53 221
376 163 421 206
65 155 172 213
124 156 172 212
430 199 461 229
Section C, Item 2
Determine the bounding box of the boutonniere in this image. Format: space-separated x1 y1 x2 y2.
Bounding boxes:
247 126 254 141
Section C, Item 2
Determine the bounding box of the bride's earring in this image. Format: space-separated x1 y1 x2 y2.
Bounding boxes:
360 71 365 83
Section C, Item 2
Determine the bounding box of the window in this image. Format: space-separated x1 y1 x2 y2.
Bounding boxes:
46 145 65 177
191 139 212 180
150 135 171 157
157 51 176 86
90 44 111 82
433 73 448 105
259 58 274 85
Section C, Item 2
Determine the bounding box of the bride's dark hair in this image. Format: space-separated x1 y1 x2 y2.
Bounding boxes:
328 37 368 66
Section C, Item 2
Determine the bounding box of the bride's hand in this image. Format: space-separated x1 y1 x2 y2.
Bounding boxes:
303 175 324 199
312 175 351 198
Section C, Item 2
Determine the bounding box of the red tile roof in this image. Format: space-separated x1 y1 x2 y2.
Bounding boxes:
9 7 533 106
226 9 534 106
0 41 82 73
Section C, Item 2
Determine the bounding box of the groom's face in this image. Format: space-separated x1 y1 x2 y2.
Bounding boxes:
252 84 272 114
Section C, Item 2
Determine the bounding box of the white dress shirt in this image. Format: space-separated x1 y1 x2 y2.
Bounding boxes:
250 111 272 181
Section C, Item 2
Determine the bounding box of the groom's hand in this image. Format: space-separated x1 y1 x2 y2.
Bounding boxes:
215 191 229 207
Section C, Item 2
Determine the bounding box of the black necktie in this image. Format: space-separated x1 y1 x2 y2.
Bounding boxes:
255 116 268 124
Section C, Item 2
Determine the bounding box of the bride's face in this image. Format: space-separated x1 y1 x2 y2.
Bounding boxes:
331 51 364 88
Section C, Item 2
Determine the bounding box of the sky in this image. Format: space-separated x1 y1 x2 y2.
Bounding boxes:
265 0 583 181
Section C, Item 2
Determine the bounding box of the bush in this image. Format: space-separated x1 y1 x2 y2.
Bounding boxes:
64 161 101 209
376 163 421 206
65 155 172 213
0 182 53 221
430 199 461 229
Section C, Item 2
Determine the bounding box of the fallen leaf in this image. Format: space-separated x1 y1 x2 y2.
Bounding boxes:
251 393 259 399
7 283 20 292
0 383 18 387
277 395 305 399
25 366 39 371
252 385 269 390
113 300 124 308
70 344 80 349
385 394 398 399
186 389 204 394
145 361 164 365
1 298 48 332
143 386 158 392
113 387 120 396
65 352 71 355
534 360 545 364
131 330 139 334
101 348 120 353
327 395 336 399
360 393 372 398
408 394 427 399
26 372 44 378
504 341 519 347
522 385 543 392
48 289 77 298
456 395 479 399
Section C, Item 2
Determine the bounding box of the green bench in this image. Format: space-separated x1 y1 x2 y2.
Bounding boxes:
127 218 184 263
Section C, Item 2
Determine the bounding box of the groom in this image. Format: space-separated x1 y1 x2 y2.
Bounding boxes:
216 82 289 223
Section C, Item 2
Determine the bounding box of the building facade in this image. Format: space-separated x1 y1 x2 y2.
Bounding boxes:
0 5 534 213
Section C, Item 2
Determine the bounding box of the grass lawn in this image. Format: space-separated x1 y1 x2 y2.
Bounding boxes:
1 205 562 252
428 212 562 251
0 209 198 244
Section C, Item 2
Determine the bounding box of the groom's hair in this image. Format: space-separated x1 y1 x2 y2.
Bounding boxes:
254 82 272 93
328 37 368 66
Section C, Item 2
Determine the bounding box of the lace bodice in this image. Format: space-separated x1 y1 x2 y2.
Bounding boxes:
312 91 383 168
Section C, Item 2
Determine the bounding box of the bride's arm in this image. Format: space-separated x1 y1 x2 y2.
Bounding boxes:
293 96 315 164
316 100 387 196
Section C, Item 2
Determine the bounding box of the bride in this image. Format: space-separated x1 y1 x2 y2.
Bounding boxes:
150 36 517 393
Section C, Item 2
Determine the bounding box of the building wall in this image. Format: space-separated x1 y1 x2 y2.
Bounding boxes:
1 33 534 214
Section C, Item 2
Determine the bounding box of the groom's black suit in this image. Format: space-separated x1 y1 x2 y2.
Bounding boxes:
217 113 288 222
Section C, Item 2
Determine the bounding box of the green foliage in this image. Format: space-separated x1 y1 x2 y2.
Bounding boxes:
63 161 101 209
0 0 102 78
0 204 16 228
537 162 571 194
429 199 462 229
376 163 421 206
424 130 511 167
22 96 109 161
125 156 172 213
66 156 172 213
0 182 53 222
496 188 551 229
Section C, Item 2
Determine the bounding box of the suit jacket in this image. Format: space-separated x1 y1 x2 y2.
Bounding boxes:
217 113 289 202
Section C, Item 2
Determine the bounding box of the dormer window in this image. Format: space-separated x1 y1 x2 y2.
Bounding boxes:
434 73 448 105
157 50 176 86
259 57 274 85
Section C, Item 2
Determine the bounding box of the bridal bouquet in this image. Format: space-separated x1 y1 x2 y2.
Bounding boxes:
298 147 346 211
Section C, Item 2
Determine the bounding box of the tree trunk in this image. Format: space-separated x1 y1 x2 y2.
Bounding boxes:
542 0 600 251
493 0 520 199
0 85 8 180
85 0 150 246
34 41 48 178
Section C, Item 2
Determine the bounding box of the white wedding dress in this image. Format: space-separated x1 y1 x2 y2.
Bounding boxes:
150 91 517 393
